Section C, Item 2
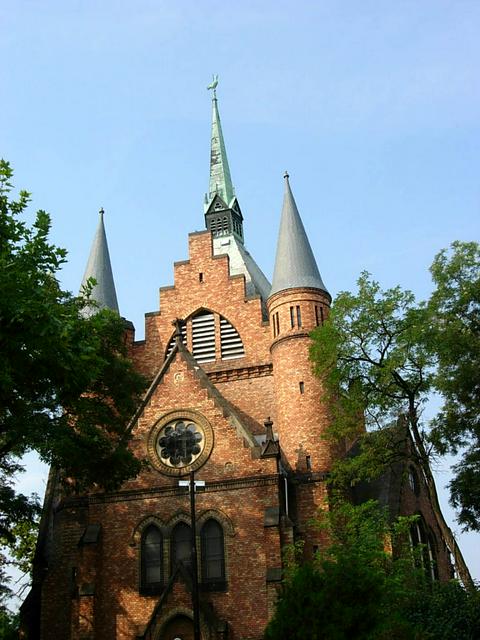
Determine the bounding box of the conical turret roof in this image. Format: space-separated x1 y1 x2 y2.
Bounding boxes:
270 174 328 297
80 209 119 315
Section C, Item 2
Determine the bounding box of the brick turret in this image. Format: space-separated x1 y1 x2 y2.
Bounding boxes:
268 174 332 473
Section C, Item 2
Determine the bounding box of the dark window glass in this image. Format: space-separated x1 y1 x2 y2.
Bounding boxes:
296 305 302 328
290 306 294 328
201 519 225 585
314 305 319 326
172 522 192 570
141 525 163 592
408 466 420 495
410 519 437 580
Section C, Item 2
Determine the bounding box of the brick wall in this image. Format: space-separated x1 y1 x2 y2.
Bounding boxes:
268 288 332 472
36 230 455 639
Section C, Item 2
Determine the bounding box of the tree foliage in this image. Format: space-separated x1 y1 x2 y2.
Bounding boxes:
310 256 478 588
0 161 146 593
265 501 480 640
427 242 480 531
0 607 19 640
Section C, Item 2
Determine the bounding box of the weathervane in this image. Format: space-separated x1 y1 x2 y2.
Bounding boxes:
207 74 219 98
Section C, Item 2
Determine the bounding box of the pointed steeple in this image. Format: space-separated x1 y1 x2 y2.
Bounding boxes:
204 76 245 244
207 79 235 206
80 208 119 315
270 173 329 297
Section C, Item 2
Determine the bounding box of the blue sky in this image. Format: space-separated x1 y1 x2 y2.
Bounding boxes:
2 0 479 591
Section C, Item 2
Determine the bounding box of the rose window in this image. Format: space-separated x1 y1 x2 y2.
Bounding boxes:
156 420 204 468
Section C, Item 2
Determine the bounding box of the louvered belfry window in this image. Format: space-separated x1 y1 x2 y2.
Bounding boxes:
192 311 216 363
164 310 245 364
220 316 245 360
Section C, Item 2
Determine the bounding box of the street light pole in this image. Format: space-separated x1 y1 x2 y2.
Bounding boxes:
190 470 201 640
179 473 205 640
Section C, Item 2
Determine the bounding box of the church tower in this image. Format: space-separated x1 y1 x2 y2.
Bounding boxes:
204 81 271 305
268 173 332 473
204 81 243 243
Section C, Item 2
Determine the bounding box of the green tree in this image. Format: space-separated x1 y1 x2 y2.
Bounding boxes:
265 502 393 640
0 607 19 640
310 271 474 589
427 242 480 531
265 501 480 640
0 161 146 589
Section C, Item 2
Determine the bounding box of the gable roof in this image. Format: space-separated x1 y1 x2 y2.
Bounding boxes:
127 337 260 452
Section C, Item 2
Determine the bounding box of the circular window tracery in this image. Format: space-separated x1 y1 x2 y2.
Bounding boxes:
147 410 214 477
157 420 203 468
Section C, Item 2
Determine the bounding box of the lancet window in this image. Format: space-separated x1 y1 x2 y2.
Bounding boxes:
141 525 163 593
201 519 226 590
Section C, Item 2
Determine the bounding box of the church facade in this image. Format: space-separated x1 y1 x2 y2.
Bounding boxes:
27 88 453 640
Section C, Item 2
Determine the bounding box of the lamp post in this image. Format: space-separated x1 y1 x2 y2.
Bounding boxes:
160 396 205 640
178 474 205 640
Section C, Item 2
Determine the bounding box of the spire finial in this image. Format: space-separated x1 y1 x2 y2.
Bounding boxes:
99 207 104 217
207 74 219 99
284 171 289 180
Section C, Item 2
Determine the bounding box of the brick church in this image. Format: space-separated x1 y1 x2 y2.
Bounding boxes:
25 85 453 640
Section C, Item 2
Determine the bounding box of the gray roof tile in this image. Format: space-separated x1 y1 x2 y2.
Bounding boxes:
80 209 119 315
270 175 328 297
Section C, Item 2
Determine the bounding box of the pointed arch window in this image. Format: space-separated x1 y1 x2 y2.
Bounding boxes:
172 522 192 571
408 466 420 495
201 519 226 590
141 525 163 594
409 518 438 580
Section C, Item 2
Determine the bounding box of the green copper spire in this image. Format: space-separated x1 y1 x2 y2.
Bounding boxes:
207 75 235 206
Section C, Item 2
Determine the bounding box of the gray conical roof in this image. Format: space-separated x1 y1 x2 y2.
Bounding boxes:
270 174 328 297
80 209 119 315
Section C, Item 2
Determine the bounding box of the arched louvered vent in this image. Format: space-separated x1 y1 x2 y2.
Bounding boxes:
220 316 245 360
164 312 245 364
165 322 187 358
192 311 216 363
